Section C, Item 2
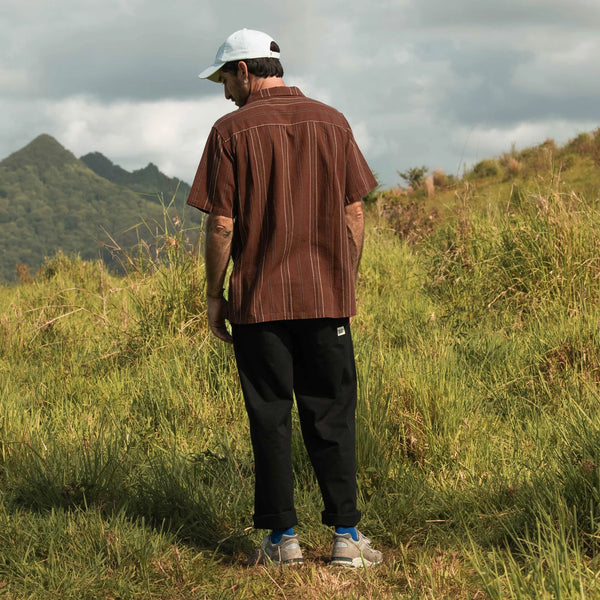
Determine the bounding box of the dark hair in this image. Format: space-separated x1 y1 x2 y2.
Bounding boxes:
221 41 284 78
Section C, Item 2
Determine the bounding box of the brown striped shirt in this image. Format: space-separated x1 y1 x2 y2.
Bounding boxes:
187 86 377 324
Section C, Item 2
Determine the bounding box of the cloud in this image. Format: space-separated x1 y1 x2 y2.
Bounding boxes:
41 94 227 181
1 0 599 188
0 66 30 93
2 0 219 101
407 0 600 28
512 35 600 98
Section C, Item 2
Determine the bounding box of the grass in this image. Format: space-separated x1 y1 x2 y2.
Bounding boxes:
2 148 600 597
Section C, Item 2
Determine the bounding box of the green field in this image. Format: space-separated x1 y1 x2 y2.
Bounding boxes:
2 136 600 598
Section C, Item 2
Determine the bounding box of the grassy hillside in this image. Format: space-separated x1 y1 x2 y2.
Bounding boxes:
378 129 600 244
1 134 600 598
0 135 197 282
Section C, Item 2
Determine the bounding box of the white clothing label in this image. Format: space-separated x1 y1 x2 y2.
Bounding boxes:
337 326 346 336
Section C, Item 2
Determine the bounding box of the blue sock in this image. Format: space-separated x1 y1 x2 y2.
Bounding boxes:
270 527 294 544
335 526 358 541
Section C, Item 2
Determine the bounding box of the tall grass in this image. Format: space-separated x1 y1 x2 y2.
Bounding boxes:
1 180 600 598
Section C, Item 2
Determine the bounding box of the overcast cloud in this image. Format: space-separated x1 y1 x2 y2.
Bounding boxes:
1 0 599 188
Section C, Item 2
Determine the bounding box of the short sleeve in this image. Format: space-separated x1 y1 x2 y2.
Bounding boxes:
344 131 378 205
187 127 236 217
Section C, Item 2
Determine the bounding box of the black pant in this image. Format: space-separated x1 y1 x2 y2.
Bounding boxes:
232 318 361 530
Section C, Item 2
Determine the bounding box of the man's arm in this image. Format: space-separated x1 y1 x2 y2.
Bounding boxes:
345 200 365 280
205 213 234 343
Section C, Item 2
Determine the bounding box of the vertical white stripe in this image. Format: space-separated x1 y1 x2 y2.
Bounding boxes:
306 120 319 314
280 126 294 318
250 128 266 323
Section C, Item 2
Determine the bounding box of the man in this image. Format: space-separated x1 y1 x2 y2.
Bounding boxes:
187 28 382 568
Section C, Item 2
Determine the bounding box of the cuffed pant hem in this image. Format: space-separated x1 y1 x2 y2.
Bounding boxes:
321 509 361 528
253 509 298 531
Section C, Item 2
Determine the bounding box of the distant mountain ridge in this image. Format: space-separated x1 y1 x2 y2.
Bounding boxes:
80 151 191 203
0 134 197 282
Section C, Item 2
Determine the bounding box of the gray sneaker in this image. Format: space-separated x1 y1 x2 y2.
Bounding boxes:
331 530 383 568
251 533 304 566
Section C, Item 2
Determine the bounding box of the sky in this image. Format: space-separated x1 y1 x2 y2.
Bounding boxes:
1 0 599 189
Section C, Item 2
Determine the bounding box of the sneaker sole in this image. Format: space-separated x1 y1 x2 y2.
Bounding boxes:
331 556 381 568
269 558 305 567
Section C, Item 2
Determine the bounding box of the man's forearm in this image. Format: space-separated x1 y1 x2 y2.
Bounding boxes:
345 200 365 278
204 213 234 297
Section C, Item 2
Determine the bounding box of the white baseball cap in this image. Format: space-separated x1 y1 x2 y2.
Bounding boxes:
199 29 281 82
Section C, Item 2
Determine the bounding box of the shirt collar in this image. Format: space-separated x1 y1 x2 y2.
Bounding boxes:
246 86 304 105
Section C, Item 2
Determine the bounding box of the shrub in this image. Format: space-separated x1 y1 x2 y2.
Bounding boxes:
374 189 439 243
432 168 451 189
37 251 90 283
471 159 501 179
565 132 593 156
567 128 600 166
398 165 429 191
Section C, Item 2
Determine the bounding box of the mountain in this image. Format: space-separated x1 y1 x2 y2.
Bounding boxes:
0 135 198 282
80 152 191 204
1 134 81 174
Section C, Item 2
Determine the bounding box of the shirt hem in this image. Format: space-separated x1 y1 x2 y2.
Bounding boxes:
228 311 356 325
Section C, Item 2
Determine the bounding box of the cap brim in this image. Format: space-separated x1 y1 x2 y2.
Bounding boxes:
198 62 224 82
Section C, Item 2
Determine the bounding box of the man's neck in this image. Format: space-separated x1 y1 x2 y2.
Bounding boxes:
248 76 286 95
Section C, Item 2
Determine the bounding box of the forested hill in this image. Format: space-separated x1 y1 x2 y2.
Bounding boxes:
0 134 196 282
80 151 191 205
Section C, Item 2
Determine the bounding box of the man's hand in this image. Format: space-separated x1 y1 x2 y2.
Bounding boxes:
207 295 233 343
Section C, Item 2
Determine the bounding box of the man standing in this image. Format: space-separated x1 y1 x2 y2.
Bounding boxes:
188 29 382 567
